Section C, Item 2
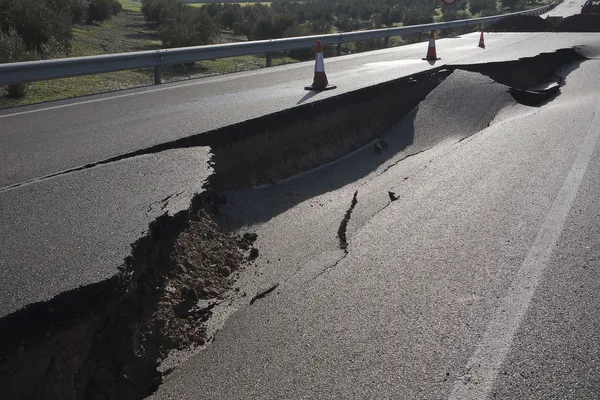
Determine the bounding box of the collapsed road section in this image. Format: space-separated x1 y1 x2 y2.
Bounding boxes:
488 14 600 32
0 48 587 400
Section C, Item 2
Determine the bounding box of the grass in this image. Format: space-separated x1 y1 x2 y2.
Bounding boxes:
119 0 142 12
193 54 295 74
0 9 297 108
0 72 152 108
70 12 161 57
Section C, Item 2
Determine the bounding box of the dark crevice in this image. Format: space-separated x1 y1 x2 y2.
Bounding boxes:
308 251 350 283
450 48 586 90
147 191 184 214
0 188 248 400
249 284 279 305
1 68 451 194
379 149 429 176
337 191 359 252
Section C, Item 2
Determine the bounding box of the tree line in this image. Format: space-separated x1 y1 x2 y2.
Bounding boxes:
140 0 537 50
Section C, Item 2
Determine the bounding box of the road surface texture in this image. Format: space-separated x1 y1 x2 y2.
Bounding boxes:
2 32 600 188
543 0 588 18
150 44 600 399
2 32 599 319
1 1 600 392
0 148 211 317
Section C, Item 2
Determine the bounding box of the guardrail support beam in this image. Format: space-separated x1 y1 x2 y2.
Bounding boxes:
336 43 342 57
266 52 273 67
384 37 389 48
154 66 161 85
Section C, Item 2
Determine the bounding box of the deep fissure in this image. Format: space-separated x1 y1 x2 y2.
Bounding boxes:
0 48 586 400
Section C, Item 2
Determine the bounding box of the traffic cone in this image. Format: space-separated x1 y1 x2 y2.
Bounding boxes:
422 31 441 61
478 31 485 48
305 40 336 91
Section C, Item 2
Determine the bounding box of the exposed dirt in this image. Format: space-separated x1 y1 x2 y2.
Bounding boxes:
0 48 587 400
210 69 451 190
0 191 249 400
555 15 600 32
488 15 552 32
489 14 600 32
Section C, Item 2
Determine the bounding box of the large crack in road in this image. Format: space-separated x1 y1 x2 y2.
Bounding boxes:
0 47 587 400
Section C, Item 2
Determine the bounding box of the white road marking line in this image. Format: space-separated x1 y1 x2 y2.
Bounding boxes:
449 100 600 400
0 78 224 119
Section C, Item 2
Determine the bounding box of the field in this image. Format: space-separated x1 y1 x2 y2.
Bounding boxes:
120 0 142 11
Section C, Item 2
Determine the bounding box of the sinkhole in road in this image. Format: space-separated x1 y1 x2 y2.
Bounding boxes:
0 48 586 400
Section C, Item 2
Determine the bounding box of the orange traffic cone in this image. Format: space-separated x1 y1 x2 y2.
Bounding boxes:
305 40 336 91
478 31 485 48
422 31 441 61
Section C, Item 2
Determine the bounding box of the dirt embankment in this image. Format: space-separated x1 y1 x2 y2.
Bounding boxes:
488 15 553 32
0 191 255 400
488 14 600 32
554 14 600 32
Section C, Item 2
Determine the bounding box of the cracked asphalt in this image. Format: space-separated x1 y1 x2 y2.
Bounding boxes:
542 0 588 18
4 34 598 319
1 27 600 398
3 33 600 189
0 148 212 317
151 51 600 399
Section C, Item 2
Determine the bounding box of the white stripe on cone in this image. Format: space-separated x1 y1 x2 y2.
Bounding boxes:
315 52 325 73
424 31 439 61
310 40 329 89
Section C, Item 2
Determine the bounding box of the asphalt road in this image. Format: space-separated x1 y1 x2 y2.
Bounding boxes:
2 32 600 188
0 12 599 398
0 148 211 317
2 32 599 319
151 47 600 399
542 0 588 17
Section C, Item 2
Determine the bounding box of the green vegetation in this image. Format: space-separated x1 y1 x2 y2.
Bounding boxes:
120 0 143 11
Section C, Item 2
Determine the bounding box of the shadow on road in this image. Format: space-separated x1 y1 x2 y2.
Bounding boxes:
297 90 321 104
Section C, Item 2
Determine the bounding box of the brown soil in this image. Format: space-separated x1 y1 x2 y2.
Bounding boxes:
0 192 249 400
488 15 552 32
554 14 600 32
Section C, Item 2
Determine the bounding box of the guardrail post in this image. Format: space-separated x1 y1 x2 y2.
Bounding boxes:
154 66 161 85
266 52 273 67
336 43 342 56
384 36 390 48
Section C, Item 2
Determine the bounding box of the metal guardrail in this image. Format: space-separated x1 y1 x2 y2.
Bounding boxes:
0 2 555 86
